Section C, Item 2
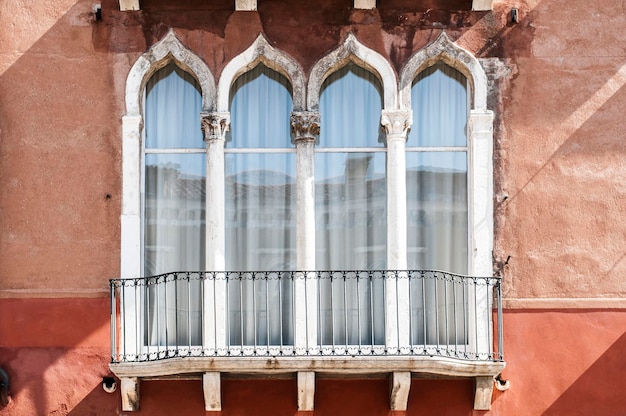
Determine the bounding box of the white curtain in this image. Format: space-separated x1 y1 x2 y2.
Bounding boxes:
317 63 386 346
144 63 204 347
407 62 469 345
226 64 295 347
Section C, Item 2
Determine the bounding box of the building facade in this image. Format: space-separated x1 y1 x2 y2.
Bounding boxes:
1 0 625 414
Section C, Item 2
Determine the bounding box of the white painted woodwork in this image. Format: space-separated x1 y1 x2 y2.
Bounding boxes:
203 372 222 411
297 372 315 411
390 372 411 411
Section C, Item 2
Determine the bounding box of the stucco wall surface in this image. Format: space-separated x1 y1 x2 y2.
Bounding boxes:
1 301 625 415
0 0 624 300
0 0 625 415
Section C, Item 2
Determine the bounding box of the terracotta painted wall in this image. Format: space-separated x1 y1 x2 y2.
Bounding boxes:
2 300 625 415
1 0 625 414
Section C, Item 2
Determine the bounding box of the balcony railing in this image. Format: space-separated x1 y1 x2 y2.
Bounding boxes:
110 270 503 364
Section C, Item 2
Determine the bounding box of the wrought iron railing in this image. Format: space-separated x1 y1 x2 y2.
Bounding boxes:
110 271 503 363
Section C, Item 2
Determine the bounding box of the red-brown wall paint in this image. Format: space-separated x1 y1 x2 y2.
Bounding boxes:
2 299 626 415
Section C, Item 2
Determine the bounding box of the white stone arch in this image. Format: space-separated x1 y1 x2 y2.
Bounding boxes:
121 30 216 281
307 33 398 111
399 31 488 111
216 34 306 112
125 29 216 116
401 31 493 290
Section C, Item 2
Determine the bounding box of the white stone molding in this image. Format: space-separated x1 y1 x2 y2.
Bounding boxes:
468 110 494 278
235 0 257 11
203 372 222 411
201 111 231 143
122 29 215 280
201 112 230 351
120 377 140 411
291 111 320 144
217 34 306 111
381 110 412 350
472 0 493 11
297 372 315 411
291 112 320 350
381 110 412 141
120 32 217 365
307 33 398 111
399 32 488 111
125 30 215 116
390 372 411 411
354 0 376 9
474 376 494 410
111 356 505 379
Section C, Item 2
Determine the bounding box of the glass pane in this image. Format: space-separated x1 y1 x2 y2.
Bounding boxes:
406 152 467 274
145 63 204 149
316 152 386 346
315 152 386 269
144 153 206 276
409 62 468 147
320 63 384 148
228 64 293 149
225 153 296 271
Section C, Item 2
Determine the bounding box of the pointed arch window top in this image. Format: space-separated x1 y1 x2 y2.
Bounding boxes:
400 32 487 111
308 33 397 111
217 34 306 112
125 30 216 116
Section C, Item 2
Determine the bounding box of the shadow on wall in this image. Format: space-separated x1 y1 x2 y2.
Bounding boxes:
543 331 626 416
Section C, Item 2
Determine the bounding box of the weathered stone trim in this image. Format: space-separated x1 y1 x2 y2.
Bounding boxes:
399 32 488 111
125 29 215 115
217 34 306 111
307 33 398 111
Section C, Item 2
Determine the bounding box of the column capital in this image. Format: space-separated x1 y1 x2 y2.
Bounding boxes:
381 109 412 142
201 112 231 142
290 111 320 143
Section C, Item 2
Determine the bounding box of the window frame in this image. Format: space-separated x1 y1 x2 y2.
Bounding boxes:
120 30 494 358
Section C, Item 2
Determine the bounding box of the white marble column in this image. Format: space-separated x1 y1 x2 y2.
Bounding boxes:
468 109 494 356
381 110 412 351
201 111 230 353
290 111 320 353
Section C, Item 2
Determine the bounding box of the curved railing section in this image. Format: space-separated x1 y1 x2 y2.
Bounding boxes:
110 271 503 364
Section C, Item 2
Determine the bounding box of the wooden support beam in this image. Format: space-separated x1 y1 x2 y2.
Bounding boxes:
390 372 411 411
474 376 494 410
297 372 315 411
203 372 222 411
120 377 140 411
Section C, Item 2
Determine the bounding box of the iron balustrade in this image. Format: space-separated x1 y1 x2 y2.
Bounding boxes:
110 271 503 363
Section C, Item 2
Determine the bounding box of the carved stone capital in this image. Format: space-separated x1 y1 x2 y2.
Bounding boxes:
381 110 412 141
201 112 231 142
290 111 320 143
